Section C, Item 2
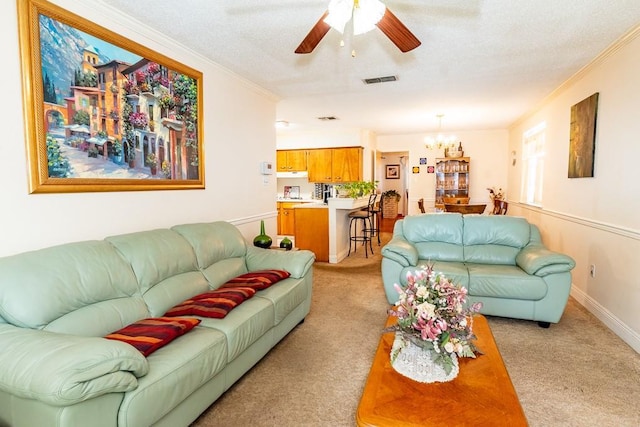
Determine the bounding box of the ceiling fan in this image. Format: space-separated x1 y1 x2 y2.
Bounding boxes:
295 0 421 54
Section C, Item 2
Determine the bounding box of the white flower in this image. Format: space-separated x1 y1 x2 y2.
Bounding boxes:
444 342 454 353
459 317 467 327
416 285 428 298
417 301 436 319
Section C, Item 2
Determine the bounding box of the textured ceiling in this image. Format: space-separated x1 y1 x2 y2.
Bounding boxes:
98 0 640 135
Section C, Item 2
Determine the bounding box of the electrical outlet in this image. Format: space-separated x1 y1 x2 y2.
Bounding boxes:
589 264 596 278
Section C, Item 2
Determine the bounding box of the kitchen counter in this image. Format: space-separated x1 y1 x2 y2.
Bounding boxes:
280 197 369 264
277 198 318 203
292 203 328 209
327 197 370 264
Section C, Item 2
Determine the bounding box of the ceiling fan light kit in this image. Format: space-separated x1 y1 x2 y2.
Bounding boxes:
295 0 421 54
325 0 386 35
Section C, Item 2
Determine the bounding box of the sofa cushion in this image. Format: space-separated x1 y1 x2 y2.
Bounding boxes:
402 213 463 244
463 216 532 264
401 214 464 262
172 222 249 287
0 240 143 335
105 317 201 357
117 326 228 427
466 263 548 300
165 287 256 319
222 269 291 290
253 277 311 325
106 229 208 317
197 297 275 363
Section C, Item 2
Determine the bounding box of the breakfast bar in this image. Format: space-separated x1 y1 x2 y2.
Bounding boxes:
327 196 370 263
288 196 370 264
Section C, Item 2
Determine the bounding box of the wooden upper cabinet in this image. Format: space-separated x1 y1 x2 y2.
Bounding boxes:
307 149 333 182
276 150 307 172
307 147 363 183
331 147 362 182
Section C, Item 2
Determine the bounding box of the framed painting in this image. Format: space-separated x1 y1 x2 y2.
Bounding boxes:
17 0 204 193
386 164 400 179
568 93 598 178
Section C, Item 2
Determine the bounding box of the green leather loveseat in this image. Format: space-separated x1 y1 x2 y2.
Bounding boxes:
0 221 315 427
381 213 576 327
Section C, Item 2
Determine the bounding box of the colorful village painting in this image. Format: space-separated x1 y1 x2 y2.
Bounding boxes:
40 13 200 182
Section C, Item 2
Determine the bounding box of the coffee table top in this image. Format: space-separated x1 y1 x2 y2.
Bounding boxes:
356 314 527 426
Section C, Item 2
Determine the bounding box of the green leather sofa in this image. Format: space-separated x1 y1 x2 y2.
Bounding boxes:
0 221 315 427
381 213 575 327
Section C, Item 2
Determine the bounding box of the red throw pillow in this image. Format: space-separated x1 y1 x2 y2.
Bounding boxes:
105 317 200 357
164 287 257 319
222 269 291 291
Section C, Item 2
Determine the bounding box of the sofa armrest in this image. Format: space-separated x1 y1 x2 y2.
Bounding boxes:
516 245 576 276
0 324 148 406
381 237 419 267
245 246 315 279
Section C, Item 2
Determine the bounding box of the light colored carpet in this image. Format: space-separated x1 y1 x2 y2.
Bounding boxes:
192 233 640 427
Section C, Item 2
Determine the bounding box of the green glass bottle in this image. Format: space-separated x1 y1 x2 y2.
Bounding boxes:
279 236 293 251
253 220 273 249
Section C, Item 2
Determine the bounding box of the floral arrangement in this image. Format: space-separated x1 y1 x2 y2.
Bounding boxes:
146 152 158 165
487 187 504 201
387 266 483 374
129 112 148 129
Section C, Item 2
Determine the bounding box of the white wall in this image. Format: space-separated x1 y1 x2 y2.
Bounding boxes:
0 0 278 257
508 27 640 352
377 130 509 215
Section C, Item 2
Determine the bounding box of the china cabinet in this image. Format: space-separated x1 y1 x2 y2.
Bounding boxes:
435 157 470 211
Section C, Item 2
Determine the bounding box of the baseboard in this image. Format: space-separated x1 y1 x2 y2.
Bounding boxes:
571 285 640 354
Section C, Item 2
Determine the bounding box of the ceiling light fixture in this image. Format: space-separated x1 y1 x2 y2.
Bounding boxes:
425 114 457 150
324 0 386 36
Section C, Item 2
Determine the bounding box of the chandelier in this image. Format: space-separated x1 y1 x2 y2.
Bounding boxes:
425 114 457 150
324 0 386 36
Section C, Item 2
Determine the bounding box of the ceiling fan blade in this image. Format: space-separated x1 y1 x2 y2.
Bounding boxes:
295 10 331 54
376 8 421 53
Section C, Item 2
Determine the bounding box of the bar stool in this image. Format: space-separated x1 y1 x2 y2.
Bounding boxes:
361 194 381 245
347 193 376 257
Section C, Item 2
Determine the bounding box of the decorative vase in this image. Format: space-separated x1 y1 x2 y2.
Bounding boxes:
390 334 459 383
279 236 293 250
253 220 272 249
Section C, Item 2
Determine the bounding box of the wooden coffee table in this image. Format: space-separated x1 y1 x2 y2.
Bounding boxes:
356 315 527 426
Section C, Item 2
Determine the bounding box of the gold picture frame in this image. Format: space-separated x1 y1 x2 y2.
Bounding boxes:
17 0 204 193
568 93 598 178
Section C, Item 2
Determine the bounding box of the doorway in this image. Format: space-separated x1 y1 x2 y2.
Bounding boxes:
378 151 409 217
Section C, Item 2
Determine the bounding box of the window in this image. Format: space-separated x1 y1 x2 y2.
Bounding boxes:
520 122 546 206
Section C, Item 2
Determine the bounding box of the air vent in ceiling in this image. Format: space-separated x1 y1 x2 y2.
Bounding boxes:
363 75 398 85
317 116 339 121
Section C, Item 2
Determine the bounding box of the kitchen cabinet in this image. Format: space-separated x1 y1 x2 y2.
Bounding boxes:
295 207 329 262
276 150 307 172
435 157 470 211
307 147 363 183
277 202 297 235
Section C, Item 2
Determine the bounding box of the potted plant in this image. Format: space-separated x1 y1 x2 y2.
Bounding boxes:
112 140 123 164
161 160 171 179
87 146 99 158
129 112 148 129
126 141 136 168
336 180 378 198
146 152 158 175
382 189 401 218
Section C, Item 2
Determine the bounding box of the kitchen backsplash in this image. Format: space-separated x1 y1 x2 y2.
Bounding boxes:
277 177 316 199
